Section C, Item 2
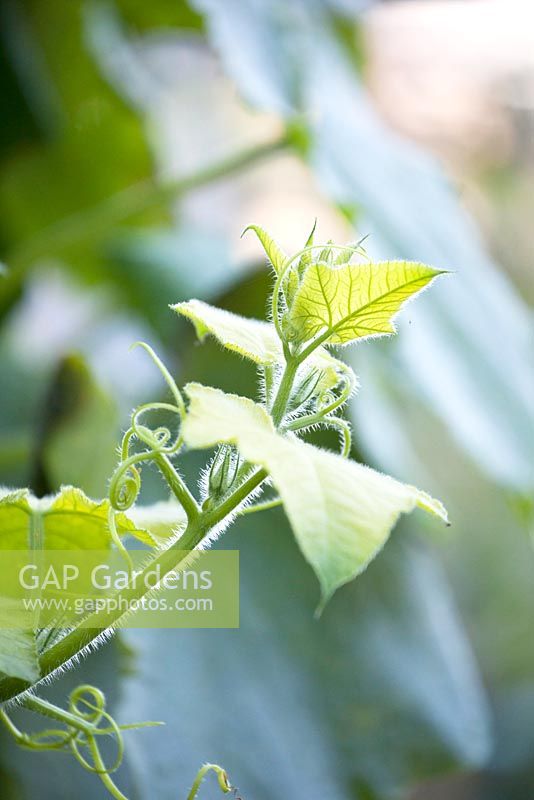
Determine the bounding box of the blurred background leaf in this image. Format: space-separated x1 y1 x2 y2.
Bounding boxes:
118 519 490 800
31 352 118 498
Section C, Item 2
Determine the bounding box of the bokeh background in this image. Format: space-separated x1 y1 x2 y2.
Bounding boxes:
1 1 533 798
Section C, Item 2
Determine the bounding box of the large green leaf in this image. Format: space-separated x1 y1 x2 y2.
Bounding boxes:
288 259 444 345
182 383 447 602
117 518 490 800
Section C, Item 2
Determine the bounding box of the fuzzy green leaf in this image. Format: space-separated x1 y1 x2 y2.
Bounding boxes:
173 299 283 365
182 384 447 604
172 299 354 393
182 383 274 446
243 224 287 275
289 260 445 346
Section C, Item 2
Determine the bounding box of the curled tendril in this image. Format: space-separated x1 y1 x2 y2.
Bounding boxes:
187 763 240 800
1 685 162 800
106 343 190 566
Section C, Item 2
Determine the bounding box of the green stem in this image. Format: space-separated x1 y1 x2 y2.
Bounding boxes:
88 738 129 800
153 453 200 523
297 330 332 364
270 357 299 427
240 497 282 515
21 694 93 735
203 468 268 528
288 415 352 457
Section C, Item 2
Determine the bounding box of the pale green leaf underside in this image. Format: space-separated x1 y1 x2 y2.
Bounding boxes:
183 384 447 604
243 224 287 274
173 298 282 365
0 605 40 683
172 299 354 393
289 260 445 345
127 500 187 541
0 486 159 550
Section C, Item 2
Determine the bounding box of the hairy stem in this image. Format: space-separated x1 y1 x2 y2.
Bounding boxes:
240 497 282 515
153 453 200 523
270 357 299 427
21 694 95 735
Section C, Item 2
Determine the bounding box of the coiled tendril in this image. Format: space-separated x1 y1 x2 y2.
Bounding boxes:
0 684 161 800
187 762 243 800
107 343 187 568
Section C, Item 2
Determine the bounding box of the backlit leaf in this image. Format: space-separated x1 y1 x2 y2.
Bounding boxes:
173 299 282 365
0 486 157 550
173 298 354 393
289 260 445 346
243 224 287 275
182 384 447 603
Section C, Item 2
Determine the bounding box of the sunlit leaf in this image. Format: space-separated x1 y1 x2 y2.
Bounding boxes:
0 486 155 550
183 384 447 603
243 224 287 275
173 298 354 393
173 299 283 365
288 260 445 346
193 0 534 491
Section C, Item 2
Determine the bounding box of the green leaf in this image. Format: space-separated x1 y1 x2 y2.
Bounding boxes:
243 224 287 275
0 487 184 681
0 486 156 550
173 298 353 393
0 605 40 683
182 384 447 603
183 382 274 444
173 298 283 366
289 260 445 346
292 219 315 277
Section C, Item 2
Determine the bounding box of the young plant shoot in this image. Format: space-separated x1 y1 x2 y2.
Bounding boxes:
0 225 448 799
